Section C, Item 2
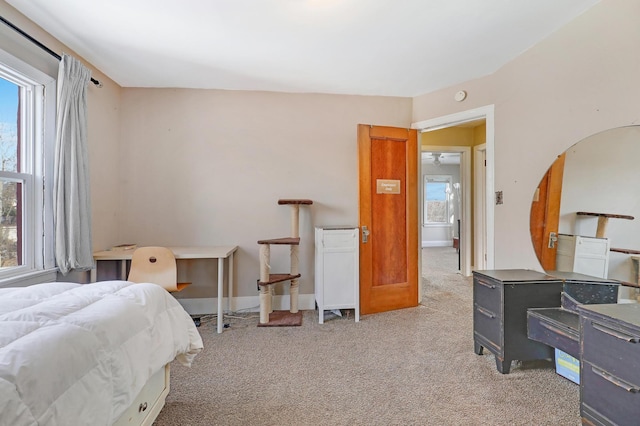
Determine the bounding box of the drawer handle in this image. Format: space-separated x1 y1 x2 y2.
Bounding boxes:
476 305 496 319
591 365 640 393
592 323 640 343
139 402 148 412
477 280 496 290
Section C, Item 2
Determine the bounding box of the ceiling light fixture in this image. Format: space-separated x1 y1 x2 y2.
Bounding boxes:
433 153 442 166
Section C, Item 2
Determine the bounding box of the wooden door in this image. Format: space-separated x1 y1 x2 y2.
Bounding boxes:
358 124 418 314
530 153 565 270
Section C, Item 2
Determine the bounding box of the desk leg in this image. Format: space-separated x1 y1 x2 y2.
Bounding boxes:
228 252 234 313
217 257 224 334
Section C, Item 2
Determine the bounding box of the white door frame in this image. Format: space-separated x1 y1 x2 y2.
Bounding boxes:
420 145 471 277
474 143 487 270
412 105 495 274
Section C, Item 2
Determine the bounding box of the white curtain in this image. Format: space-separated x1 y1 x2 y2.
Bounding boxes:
53 54 93 274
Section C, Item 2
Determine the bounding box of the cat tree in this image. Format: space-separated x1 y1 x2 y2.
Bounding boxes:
257 199 312 326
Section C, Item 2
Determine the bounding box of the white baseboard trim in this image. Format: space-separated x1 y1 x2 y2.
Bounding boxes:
422 241 453 248
176 294 316 315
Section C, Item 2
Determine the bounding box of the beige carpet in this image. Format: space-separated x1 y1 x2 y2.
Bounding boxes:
154 247 580 425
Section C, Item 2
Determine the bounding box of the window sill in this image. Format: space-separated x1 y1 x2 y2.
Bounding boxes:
0 268 58 288
423 223 453 228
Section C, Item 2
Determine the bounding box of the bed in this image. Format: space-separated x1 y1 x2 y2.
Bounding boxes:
0 280 203 426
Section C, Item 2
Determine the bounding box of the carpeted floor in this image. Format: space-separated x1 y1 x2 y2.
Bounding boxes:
153 247 580 425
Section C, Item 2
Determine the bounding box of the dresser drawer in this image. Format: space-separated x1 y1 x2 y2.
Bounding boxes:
473 276 501 315
582 361 640 425
474 303 501 350
581 316 640 386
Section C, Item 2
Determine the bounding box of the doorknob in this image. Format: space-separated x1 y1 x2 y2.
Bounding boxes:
362 226 370 243
548 232 558 248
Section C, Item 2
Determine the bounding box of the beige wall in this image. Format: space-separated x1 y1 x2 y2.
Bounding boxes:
413 0 640 270
0 1 122 258
118 89 412 299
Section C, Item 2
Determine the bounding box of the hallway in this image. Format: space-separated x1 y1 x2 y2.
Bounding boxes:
421 246 465 304
422 246 459 278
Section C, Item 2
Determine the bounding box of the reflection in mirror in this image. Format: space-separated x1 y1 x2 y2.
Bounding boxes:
530 126 640 300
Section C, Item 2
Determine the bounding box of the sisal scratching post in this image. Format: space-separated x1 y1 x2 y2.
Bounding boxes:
290 279 299 313
259 286 270 324
268 285 275 313
290 245 299 313
259 244 271 324
288 204 301 313
290 204 300 238
595 216 609 238
632 256 640 303
633 256 640 286
259 244 271 282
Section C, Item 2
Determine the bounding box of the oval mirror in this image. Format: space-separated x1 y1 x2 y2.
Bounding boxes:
530 126 640 292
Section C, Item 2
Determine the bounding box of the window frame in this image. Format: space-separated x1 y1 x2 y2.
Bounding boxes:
0 48 56 285
424 174 453 226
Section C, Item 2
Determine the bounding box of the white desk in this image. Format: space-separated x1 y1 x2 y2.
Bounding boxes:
92 246 238 333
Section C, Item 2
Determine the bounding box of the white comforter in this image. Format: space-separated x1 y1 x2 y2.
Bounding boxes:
0 280 203 426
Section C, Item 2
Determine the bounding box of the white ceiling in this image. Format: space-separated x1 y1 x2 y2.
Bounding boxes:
6 0 599 97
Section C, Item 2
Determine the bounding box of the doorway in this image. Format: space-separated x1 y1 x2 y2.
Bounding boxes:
421 150 463 292
421 150 464 271
412 105 495 289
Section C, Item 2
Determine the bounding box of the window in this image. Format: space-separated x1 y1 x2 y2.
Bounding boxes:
0 77 19 267
424 175 452 225
0 49 55 283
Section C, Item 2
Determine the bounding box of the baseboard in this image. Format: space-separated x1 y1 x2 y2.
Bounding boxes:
422 241 453 248
176 294 316 315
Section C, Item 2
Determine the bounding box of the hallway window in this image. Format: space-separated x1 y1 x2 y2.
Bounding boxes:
424 175 452 224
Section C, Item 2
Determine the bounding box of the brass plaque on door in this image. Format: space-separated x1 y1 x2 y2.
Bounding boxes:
376 179 401 194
